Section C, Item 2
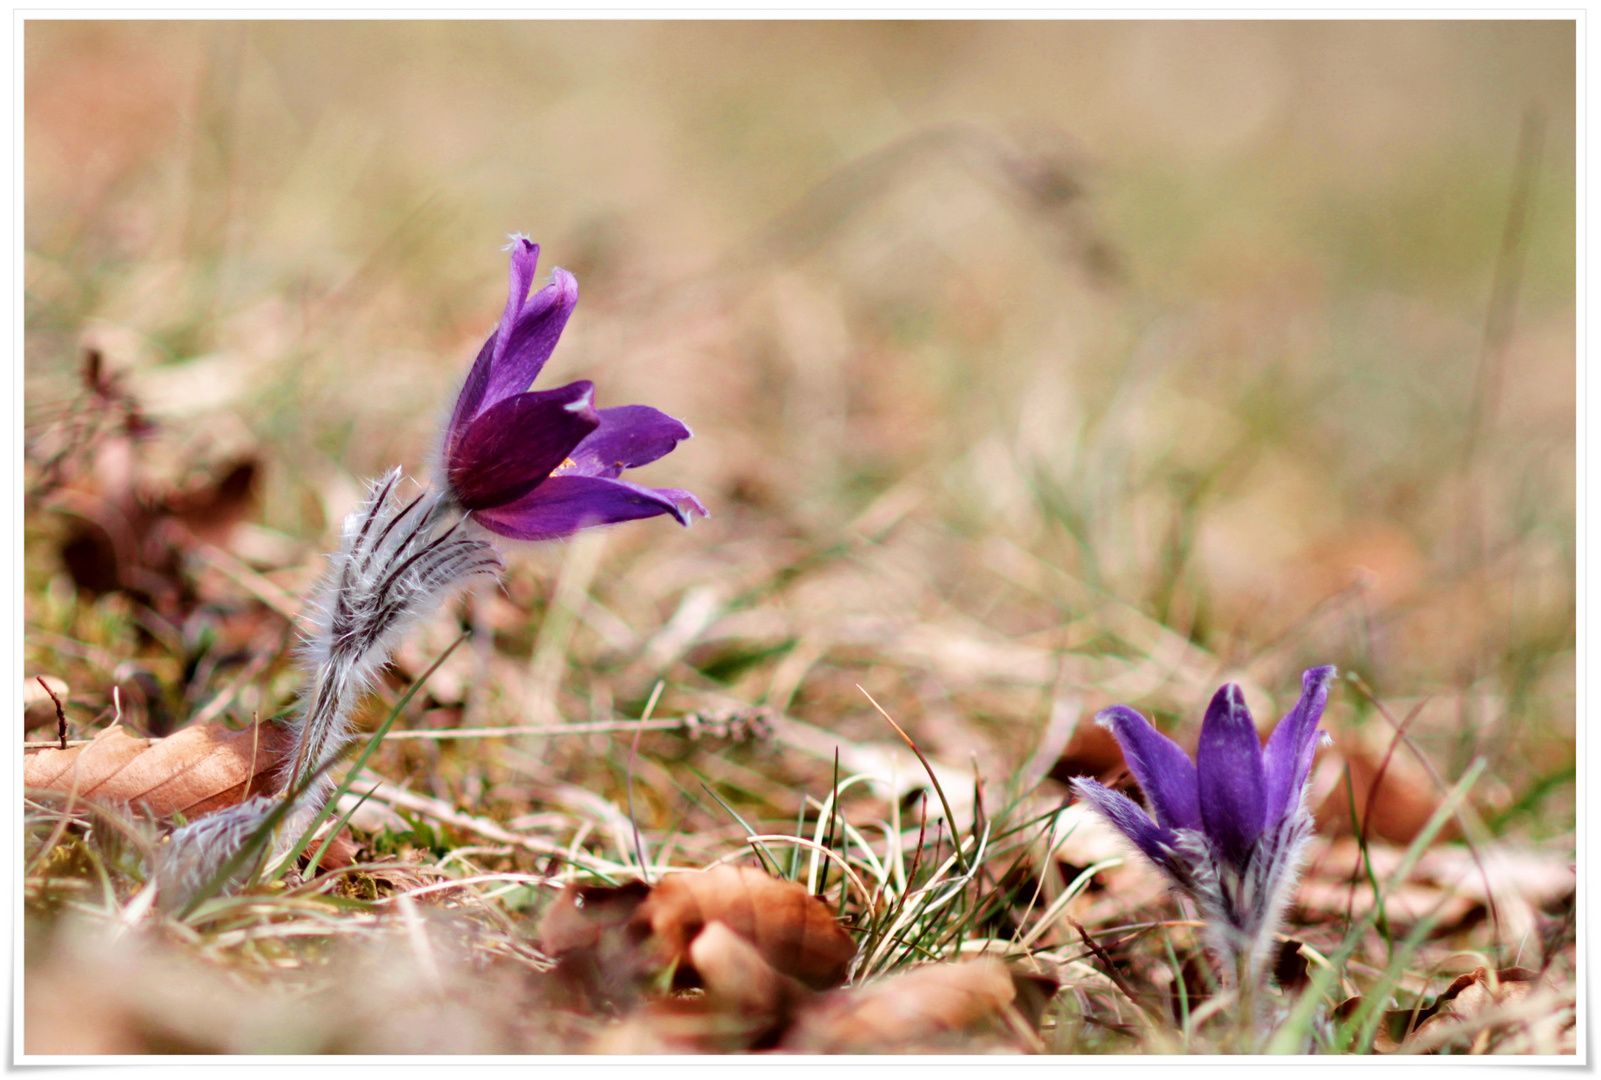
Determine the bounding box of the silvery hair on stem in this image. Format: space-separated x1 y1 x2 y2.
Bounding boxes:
156 470 500 908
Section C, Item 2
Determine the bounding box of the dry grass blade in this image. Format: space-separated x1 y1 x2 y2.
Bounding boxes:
381 719 685 741
857 686 969 874
728 834 875 910
350 773 615 873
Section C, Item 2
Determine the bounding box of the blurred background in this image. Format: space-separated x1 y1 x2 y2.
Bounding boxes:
25 21 1575 847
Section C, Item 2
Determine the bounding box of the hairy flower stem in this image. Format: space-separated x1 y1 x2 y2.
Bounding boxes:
1231 947 1258 1052
157 470 501 910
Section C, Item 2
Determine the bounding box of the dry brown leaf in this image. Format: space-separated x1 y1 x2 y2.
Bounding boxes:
638 865 857 991
1406 966 1547 1052
689 919 809 1017
161 458 259 546
538 879 652 956
25 724 152 791
1335 966 1553 1054
24 719 294 819
781 958 1046 1054
588 926 815 1055
1316 734 1445 845
1295 877 1482 932
1295 836 1574 945
1047 718 1127 788
308 828 361 873
537 867 855 1012
538 879 656 1008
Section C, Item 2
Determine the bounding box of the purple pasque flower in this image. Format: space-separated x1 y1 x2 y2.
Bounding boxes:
1071 666 1337 986
441 236 707 541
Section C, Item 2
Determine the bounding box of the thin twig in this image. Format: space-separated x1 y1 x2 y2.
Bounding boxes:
1069 917 1160 1025
37 676 67 750
382 718 686 740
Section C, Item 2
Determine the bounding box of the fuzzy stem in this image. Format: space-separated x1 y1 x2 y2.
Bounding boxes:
1233 946 1257 1052
156 471 501 913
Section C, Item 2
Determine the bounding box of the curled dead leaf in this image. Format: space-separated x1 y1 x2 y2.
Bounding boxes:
24 720 294 820
781 958 1055 1054
689 919 808 1018
538 879 651 955
538 879 655 1008
638 865 857 991
1047 718 1127 788
596 920 815 1051
1334 966 1554 1054
537 866 856 1012
1406 967 1552 1053
160 458 259 546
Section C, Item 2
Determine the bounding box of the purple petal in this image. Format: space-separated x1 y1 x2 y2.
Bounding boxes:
1096 705 1202 832
1196 683 1267 870
646 487 709 521
495 237 542 368
1071 777 1178 871
446 237 543 439
445 333 497 458
483 268 579 410
447 381 599 511
1261 666 1337 827
472 475 705 542
564 405 693 480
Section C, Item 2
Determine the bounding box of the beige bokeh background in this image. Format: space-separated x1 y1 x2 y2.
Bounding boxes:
25 21 1575 833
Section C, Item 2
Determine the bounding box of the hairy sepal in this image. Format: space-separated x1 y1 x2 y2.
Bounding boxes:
1165 809 1315 989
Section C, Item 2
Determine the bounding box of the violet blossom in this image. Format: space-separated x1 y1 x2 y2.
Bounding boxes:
440 236 707 541
157 238 707 910
1071 666 1337 990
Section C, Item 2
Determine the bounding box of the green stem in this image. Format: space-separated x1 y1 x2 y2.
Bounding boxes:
1235 946 1257 1053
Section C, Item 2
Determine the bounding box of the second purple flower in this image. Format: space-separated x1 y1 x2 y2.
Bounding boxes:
442 236 707 541
1071 666 1337 990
